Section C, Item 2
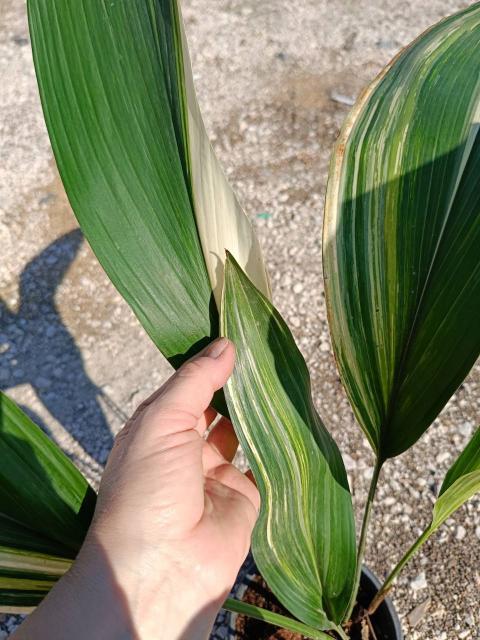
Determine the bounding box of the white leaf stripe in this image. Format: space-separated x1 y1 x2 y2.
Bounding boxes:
0 548 71 577
0 605 35 614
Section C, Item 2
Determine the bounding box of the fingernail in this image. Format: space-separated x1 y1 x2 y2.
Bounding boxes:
204 337 229 359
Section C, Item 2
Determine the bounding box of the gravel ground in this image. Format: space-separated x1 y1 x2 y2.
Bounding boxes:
1 0 479 638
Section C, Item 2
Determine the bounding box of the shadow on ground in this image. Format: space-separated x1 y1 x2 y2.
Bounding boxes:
0 229 113 464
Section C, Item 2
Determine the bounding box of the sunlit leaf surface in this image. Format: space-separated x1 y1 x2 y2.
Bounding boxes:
324 4 480 459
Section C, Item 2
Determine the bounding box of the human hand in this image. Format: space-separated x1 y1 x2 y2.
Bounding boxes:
14 338 259 640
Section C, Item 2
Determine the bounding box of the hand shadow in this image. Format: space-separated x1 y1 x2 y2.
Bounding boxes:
0 229 114 465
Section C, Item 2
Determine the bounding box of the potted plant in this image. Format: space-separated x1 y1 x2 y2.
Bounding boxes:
1 1 479 638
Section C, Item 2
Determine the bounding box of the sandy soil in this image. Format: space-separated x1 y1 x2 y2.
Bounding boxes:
0 1 478 638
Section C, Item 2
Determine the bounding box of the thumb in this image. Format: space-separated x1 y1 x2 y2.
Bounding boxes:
141 337 235 436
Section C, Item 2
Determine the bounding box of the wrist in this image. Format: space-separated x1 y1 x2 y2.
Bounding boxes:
12 541 136 640
76 534 224 640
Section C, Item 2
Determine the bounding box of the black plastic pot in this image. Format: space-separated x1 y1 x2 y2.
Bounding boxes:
225 556 403 640
353 566 403 640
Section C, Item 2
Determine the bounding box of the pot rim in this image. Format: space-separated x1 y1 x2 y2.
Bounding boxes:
223 556 403 640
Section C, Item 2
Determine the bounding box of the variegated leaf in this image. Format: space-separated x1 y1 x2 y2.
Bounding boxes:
0 392 95 610
324 4 480 460
222 255 356 629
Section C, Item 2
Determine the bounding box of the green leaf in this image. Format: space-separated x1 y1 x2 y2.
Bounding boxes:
323 4 480 460
0 393 95 610
0 547 70 582
0 392 96 553
0 518 71 611
432 470 480 531
417 427 480 539
0 578 57 613
0 544 68 611
369 426 480 611
221 255 356 629
0 515 72 559
440 425 480 494
28 0 270 368
433 424 480 529
223 599 336 640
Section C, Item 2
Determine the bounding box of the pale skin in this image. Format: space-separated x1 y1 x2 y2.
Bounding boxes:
13 337 260 640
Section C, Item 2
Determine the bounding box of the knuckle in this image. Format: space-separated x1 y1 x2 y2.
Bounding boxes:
160 429 201 450
177 358 207 379
144 402 198 428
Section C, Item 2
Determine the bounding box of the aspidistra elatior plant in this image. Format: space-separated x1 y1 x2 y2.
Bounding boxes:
1 0 479 637
7 0 356 635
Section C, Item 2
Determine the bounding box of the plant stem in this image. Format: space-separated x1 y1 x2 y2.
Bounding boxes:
222 598 335 639
342 458 383 624
368 526 431 614
333 623 350 640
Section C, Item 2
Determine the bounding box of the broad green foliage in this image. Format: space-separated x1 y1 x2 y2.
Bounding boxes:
0 392 95 610
22 0 480 630
0 545 71 611
27 0 269 369
222 256 356 629
324 4 480 460
0 393 95 551
0 516 72 611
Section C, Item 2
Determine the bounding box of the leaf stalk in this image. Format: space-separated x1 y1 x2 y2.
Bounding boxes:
343 458 383 623
333 623 350 640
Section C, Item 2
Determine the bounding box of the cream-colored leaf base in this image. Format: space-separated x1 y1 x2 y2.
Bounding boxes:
178 7 271 307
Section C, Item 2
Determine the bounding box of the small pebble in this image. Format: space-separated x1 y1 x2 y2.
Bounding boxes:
459 421 473 437
330 90 355 106
293 283 303 294
343 453 356 471
363 466 374 481
436 451 450 464
456 525 467 541
465 614 475 627
410 571 428 591
407 598 430 627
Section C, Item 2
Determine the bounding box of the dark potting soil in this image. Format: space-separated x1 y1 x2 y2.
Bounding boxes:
235 574 311 640
234 574 388 640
